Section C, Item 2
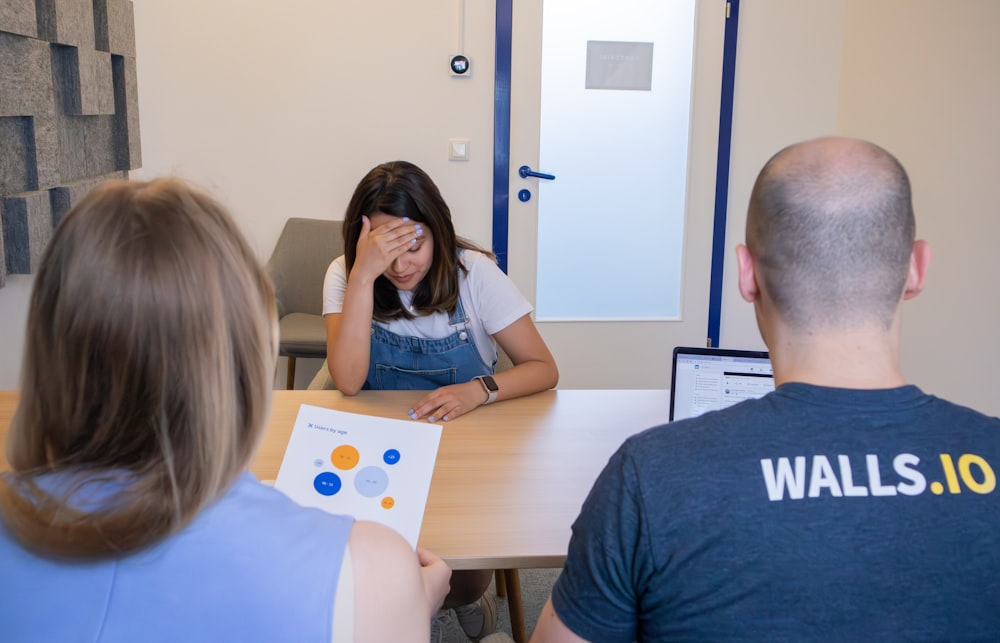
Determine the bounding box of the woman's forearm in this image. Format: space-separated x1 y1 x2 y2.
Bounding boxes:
491 358 559 403
491 314 559 402
327 274 377 394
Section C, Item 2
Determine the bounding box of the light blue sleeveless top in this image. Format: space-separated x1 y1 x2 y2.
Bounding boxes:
0 472 353 643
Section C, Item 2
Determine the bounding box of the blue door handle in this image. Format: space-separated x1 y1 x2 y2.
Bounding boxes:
518 165 556 181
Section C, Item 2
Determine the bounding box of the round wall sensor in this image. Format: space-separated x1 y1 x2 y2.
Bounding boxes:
450 54 470 75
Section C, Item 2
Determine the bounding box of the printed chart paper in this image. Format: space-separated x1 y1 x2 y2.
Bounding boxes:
274 404 442 548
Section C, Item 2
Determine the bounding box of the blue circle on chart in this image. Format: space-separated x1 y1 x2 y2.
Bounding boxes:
383 449 401 465
354 466 389 498
313 472 342 496
313 458 324 467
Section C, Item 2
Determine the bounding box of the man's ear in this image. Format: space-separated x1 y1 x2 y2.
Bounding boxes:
736 244 759 303
903 240 931 301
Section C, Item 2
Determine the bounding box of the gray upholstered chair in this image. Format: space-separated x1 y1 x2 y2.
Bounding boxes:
267 218 344 389
307 359 336 390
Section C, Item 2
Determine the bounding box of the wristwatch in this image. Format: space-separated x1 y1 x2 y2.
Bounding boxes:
473 375 499 405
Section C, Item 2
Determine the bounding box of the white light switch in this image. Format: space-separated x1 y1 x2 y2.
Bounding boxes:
448 139 470 161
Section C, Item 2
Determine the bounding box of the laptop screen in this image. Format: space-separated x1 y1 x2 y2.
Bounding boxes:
669 347 774 421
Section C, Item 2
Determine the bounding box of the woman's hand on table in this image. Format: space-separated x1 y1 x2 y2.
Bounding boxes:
408 381 486 423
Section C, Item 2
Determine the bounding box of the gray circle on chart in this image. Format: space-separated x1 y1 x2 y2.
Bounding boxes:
354 465 389 498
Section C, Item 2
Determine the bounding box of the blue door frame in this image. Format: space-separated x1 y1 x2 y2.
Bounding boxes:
491 0 740 347
492 0 513 275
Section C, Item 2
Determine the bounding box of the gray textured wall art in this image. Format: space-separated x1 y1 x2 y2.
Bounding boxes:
0 0 139 287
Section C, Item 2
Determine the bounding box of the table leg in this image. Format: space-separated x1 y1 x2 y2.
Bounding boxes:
286 357 296 390
495 568 507 597
503 569 526 643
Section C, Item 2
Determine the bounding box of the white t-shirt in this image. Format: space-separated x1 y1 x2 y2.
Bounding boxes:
322 250 532 365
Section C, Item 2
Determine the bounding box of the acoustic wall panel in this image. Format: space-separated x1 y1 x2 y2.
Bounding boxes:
36 0 95 49
0 33 54 117
55 45 116 116
2 191 52 274
98 0 135 57
0 0 36 39
113 54 140 169
0 117 35 195
0 0 139 287
50 172 127 227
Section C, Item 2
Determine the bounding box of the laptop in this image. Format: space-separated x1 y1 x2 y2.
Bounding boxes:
669 346 774 421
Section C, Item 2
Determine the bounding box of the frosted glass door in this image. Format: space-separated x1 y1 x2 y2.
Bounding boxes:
534 0 695 320
506 0 725 388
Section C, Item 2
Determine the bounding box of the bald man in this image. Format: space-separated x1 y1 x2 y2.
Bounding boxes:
530 138 1000 642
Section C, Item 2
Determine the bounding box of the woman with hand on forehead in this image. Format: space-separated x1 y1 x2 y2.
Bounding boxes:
323 160 558 640
324 160 558 423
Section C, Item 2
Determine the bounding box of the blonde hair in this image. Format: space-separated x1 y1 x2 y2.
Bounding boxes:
0 178 277 557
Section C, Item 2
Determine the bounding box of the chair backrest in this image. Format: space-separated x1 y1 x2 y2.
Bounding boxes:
495 344 514 373
267 218 344 318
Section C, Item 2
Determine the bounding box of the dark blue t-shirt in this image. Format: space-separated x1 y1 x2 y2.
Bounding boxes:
552 383 1000 642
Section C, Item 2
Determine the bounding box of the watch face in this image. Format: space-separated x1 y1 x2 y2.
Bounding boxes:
481 375 499 392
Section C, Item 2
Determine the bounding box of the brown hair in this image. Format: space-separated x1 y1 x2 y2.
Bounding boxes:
0 178 277 558
342 161 491 321
746 138 915 330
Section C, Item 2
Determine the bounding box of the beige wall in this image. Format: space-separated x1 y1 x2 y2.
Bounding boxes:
128 0 497 259
719 1 846 351
719 0 1000 415
132 0 499 388
836 0 1000 412
0 276 31 389
1 1 998 415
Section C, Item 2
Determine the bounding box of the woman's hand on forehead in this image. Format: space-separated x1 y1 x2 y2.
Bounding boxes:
351 215 422 281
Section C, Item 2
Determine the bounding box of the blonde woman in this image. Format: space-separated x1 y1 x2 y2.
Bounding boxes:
0 179 450 642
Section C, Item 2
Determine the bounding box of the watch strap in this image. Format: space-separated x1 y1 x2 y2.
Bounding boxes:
474 375 499 405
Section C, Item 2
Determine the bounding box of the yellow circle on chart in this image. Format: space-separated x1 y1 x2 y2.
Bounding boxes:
381 497 395 509
331 445 360 470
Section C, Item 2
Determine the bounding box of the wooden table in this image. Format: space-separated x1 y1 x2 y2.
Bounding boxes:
0 390 16 472
0 389 670 640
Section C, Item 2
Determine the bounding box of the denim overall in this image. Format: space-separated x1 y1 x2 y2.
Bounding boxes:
364 293 495 390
